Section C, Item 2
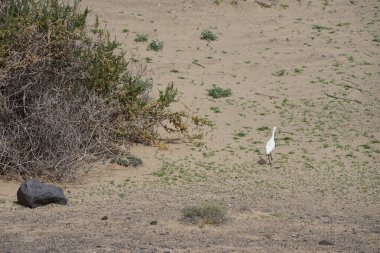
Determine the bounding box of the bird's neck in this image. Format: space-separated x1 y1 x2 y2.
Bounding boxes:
272 128 276 138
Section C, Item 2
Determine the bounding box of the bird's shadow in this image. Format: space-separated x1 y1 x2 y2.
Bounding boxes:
257 157 281 169
257 157 267 165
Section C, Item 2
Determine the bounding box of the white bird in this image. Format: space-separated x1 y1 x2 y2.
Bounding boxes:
265 127 277 165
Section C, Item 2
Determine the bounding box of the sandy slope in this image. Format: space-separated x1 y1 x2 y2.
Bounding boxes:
1 0 379 252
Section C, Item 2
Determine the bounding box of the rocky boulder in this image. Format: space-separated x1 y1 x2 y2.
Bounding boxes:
17 179 68 208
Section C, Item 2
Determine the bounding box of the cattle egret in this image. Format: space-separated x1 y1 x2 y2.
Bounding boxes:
265 127 277 165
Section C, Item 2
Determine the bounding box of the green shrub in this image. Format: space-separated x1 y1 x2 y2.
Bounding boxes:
201 29 218 42
148 39 164 51
0 0 186 180
207 85 232 98
182 202 227 224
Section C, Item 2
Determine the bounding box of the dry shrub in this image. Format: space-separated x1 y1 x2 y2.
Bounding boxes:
182 202 227 225
0 0 187 180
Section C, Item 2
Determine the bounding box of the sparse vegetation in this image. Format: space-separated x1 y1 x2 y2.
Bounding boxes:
312 24 331 32
210 106 221 113
207 85 232 98
182 202 227 224
272 69 288 76
280 4 289 9
135 33 148 42
372 35 380 43
1 0 380 251
257 126 270 132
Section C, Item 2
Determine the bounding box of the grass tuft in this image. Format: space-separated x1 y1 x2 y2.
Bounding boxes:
182 202 227 224
207 85 232 98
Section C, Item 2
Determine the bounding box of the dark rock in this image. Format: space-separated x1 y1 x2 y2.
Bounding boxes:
101 215 108 220
17 179 68 208
150 220 158 225
111 155 143 167
319 240 334 246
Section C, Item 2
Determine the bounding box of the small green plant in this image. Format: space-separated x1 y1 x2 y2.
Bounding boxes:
361 144 371 150
336 22 350 27
272 69 287 76
312 24 331 32
122 28 129 33
135 33 148 42
280 4 289 9
347 56 355 62
372 36 380 43
182 202 227 224
210 106 221 113
257 126 270 132
207 85 232 98
201 29 218 42
148 39 164 51
233 131 246 139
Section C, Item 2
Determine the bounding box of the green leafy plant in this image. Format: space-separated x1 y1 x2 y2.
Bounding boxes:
372 35 380 43
201 29 218 42
210 106 221 113
135 33 148 42
272 69 287 76
148 39 164 51
207 85 232 98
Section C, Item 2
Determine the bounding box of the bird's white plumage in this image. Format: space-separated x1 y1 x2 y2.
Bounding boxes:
265 127 277 165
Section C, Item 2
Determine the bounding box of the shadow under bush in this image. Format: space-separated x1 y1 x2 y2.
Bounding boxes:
0 0 187 180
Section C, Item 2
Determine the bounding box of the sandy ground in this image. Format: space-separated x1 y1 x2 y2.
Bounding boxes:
1 0 380 252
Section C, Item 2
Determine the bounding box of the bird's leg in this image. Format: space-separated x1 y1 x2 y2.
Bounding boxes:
270 153 273 164
267 154 271 165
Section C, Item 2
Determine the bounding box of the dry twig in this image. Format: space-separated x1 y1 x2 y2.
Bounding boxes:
322 91 362 104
